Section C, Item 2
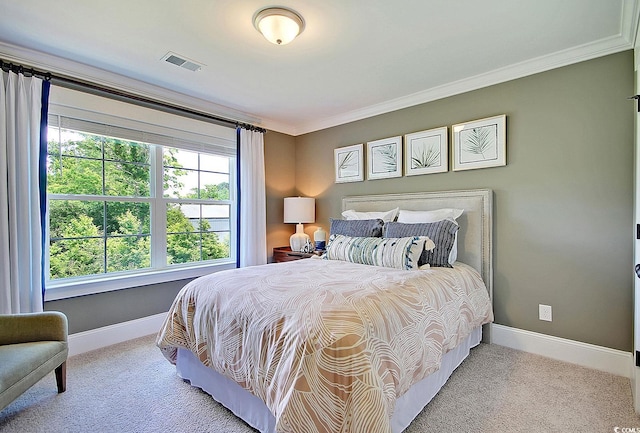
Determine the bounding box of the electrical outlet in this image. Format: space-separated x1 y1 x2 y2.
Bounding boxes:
539 304 552 322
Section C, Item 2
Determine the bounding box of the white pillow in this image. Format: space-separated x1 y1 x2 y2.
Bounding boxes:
342 207 399 223
397 208 463 264
396 208 463 223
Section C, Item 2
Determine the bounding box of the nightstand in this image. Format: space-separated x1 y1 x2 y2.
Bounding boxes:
273 246 315 263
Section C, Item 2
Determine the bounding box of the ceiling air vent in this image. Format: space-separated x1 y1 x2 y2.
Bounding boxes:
161 52 204 72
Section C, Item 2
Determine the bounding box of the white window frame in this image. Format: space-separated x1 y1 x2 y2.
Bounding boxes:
45 87 238 301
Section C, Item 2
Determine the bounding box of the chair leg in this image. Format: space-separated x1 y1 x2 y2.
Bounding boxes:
55 362 66 393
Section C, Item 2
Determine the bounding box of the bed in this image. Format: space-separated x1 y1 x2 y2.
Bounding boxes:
157 189 494 433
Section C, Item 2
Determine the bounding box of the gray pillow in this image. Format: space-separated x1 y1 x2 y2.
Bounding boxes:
384 220 459 267
329 218 384 237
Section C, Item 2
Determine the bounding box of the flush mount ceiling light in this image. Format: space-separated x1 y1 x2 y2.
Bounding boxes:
253 7 305 45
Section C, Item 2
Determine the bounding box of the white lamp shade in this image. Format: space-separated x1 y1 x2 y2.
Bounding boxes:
284 197 315 224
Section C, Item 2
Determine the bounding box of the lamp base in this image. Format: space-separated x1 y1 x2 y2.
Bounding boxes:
290 223 310 252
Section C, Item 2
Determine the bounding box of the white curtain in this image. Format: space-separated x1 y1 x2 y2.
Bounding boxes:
0 70 45 313
238 129 267 267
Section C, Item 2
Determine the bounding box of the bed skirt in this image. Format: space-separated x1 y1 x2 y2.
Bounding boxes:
175 326 482 433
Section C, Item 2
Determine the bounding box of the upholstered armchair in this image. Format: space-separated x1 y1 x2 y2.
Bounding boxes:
0 311 69 411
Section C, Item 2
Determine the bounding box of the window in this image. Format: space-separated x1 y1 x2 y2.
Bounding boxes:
45 87 237 300
163 147 232 265
47 129 153 279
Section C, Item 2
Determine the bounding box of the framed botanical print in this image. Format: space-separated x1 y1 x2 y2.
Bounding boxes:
334 143 364 183
404 126 448 176
366 136 402 180
452 115 506 171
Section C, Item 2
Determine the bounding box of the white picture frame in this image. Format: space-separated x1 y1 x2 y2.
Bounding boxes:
404 126 448 176
366 136 402 180
452 114 506 171
334 143 364 183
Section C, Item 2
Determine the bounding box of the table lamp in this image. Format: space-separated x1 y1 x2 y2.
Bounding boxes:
284 197 315 252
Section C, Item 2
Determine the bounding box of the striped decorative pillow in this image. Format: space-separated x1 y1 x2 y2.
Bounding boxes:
396 208 463 264
329 218 384 237
384 220 459 268
324 234 427 270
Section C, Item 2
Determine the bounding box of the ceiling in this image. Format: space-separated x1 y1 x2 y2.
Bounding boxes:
0 0 637 136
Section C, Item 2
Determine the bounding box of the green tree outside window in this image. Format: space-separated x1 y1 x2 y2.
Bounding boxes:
47 130 231 280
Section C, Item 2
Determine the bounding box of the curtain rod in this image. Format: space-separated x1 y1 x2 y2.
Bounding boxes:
0 58 266 133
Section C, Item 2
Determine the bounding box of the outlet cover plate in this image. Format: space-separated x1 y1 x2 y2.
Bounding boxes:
539 304 552 321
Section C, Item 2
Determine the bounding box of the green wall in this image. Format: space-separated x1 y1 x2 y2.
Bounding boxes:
294 51 634 351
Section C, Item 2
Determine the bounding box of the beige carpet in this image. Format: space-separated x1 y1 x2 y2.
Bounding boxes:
1 334 639 432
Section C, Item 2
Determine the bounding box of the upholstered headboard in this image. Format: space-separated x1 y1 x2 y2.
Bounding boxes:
342 189 493 302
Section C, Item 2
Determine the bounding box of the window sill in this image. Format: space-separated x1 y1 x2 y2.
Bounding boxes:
44 261 236 301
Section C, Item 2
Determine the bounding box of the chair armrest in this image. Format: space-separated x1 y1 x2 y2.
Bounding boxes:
0 312 68 345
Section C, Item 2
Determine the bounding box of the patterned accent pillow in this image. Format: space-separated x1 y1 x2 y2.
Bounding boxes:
324 234 426 270
384 220 459 268
329 218 384 237
397 208 464 264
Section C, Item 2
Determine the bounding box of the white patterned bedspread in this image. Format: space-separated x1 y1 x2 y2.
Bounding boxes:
157 258 493 433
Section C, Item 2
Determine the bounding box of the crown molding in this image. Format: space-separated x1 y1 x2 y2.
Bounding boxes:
0 41 263 129
290 0 639 136
292 35 635 136
623 0 640 49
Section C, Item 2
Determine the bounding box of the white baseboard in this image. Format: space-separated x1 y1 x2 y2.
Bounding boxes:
633 369 636 403
68 312 167 357
491 323 633 378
